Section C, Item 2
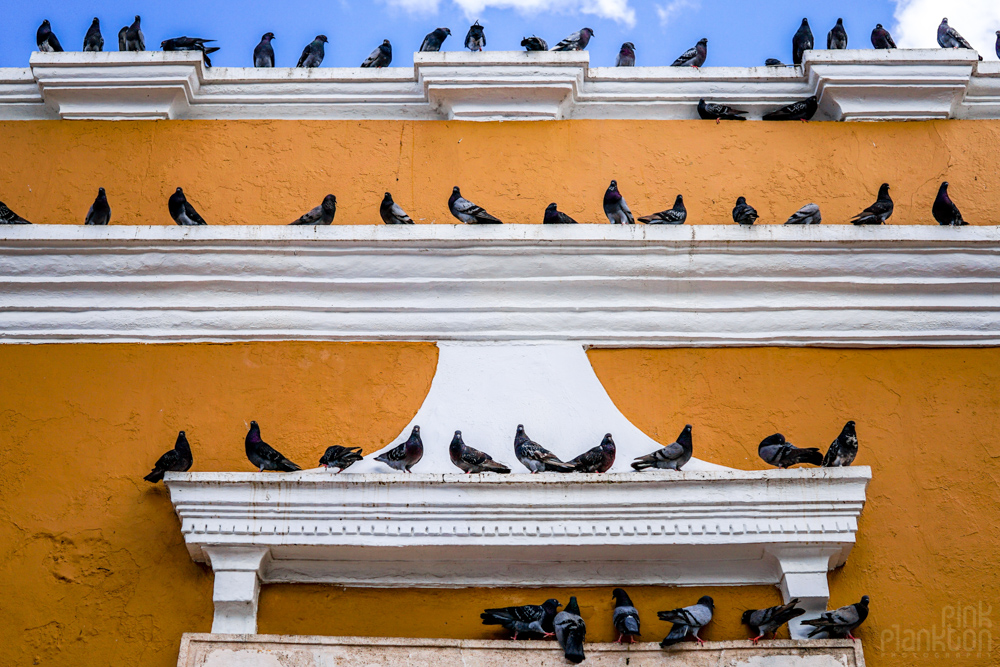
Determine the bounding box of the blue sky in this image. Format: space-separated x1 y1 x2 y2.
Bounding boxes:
4 1 998 69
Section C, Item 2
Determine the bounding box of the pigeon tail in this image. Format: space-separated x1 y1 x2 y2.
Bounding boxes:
660 624 690 647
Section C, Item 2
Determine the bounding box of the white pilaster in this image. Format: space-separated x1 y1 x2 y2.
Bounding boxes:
203 547 270 634
768 546 843 639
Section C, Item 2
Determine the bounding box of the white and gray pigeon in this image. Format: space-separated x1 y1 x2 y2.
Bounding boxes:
481 598 561 639
632 425 693 471
125 15 145 51
762 96 818 121
639 195 686 224
297 35 328 67
0 201 32 224
168 188 208 225
616 42 635 66
603 180 634 224
36 20 64 52
380 192 414 224
659 596 714 647
671 38 707 67
361 40 392 68
757 433 822 468
254 33 275 67
827 18 848 49
514 424 575 473
83 18 104 52
937 18 976 51
732 197 758 225
291 194 337 225
521 36 548 51
465 21 486 51
450 431 511 474
449 186 502 224
420 28 451 52
822 420 858 467
784 203 821 225
568 433 615 473
802 596 869 640
318 445 363 472
374 425 423 472
612 588 641 644
742 598 806 643
554 596 586 664
551 28 594 51
85 187 111 225
792 18 813 65
851 183 893 225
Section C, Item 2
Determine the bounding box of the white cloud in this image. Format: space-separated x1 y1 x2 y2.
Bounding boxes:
893 0 1000 60
383 0 636 26
655 0 699 28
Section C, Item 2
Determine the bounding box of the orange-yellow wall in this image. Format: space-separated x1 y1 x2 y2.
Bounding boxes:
1 343 998 666
1 120 999 226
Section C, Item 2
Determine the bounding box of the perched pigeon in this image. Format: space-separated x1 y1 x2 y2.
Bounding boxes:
937 18 975 51
245 421 301 472
36 20 63 52
732 197 758 225
742 598 806 643
822 420 858 467
362 40 392 68
520 36 548 51
514 424 575 473
481 599 561 640
554 596 586 664
851 183 893 225
616 42 635 67
543 202 578 224
757 433 823 468
144 431 193 482
254 33 275 67
319 445 363 472
671 38 707 67
297 35 328 68
125 15 145 52
168 188 208 225
639 195 686 224
1 201 32 224
996 30 1000 60
118 27 128 52
85 187 111 226
659 596 714 647
420 28 451 52
801 596 869 640
83 18 104 52
612 588 641 644
290 194 337 225
698 99 747 122
450 430 511 474
380 192 414 224
871 24 896 49
465 21 486 52
449 186 502 224
551 28 594 52
932 181 968 225
161 37 220 67
631 424 693 471
792 19 814 65
374 425 423 472
763 96 818 121
765 58 786 66
603 180 634 224
784 203 822 225
568 433 616 473
827 18 848 49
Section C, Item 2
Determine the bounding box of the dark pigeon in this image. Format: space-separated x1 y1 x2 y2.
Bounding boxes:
639 195 686 224
871 24 896 49
742 598 806 643
297 35 328 68
36 20 63 52
245 421 301 472
932 181 968 225
827 18 848 49
465 21 486 52
543 202 578 224
254 33 275 67
420 28 451 52
381 192 414 224
83 18 104 52
732 197 758 225
161 37 220 67
616 42 635 67
118 27 128 52
521 36 548 51
851 183 893 225
481 599 561 640
374 425 423 472
319 445 363 472
802 596 869 640
449 186 502 224
784 203 821 224
763 96 818 121
603 180 634 224
290 194 337 225
450 430 511 474
698 99 748 122
612 588 641 644
85 187 111 225
554 596 586 664
631 424 693 471
125 15 144 52
144 431 193 482
765 58 786 66
168 188 208 225
937 18 976 51
568 433 616 473
552 28 594 52
671 38 707 67
996 31 1000 60
1 201 32 224
822 420 858 467
793 18 814 65
362 40 392 68
758 433 823 468
514 424 575 473
659 596 714 647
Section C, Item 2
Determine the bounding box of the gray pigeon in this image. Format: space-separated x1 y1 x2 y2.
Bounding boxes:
0 201 31 224
420 28 451 52
822 420 858 467
161 37 220 67
793 18 813 65
245 421 301 472
616 42 635 67
290 194 336 225
381 192 414 224
698 99 748 122
554 596 586 663
144 431 193 482
297 35 328 68
318 445 363 472
450 430 511 474
937 18 976 51
520 36 548 51
671 38 707 67
481 599 561 639
362 40 392 68
996 30 999 60
254 33 275 67
631 424 693 471
36 20 64 52
603 180 634 224
851 183 893 225
765 58 786 66
763 96 818 121
932 181 968 225
374 425 423 472
514 424 575 473
125 15 144 52
757 433 822 468
551 28 594 51
85 187 111 225
118 27 128 52
449 186 502 224
732 197 758 225
568 433 616 473
639 195 686 224
83 18 104 52
742 598 806 643
659 596 714 646
168 188 208 225
827 18 848 49
871 24 896 49
801 596 869 640
465 21 486 52
612 588 641 644
543 202 577 224
784 203 821 225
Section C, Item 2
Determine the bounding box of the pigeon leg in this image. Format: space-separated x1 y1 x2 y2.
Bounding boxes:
629 635 636 644
542 632 554 638
616 633 624 644
715 117 720 125
848 632 857 642
751 634 763 645
512 632 518 641
258 466 265 472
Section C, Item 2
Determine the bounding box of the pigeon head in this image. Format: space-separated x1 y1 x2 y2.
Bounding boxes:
383 39 391 47
565 596 581 615
602 433 614 449
941 18 948 25
316 35 329 43
674 194 684 207
323 194 337 206
740 609 754 624
582 28 594 38
876 23 883 30
92 17 100 25
612 588 633 606
263 32 275 41
836 18 843 25
608 180 618 191
178 430 186 437
542 598 562 613
516 424 525 434
878 183 890 196
859 595 870 606
736 196 746 205
42 20 51 28
621 42 635 52
697 38 708 46
801 18 809 26
759 433 786 448
134 15 141 23
175 187 184 194
697 595 715 609
546 202 557 211
410 425 420 436
383 192 393 202
248 421 262 440
98 187 106 196
439 28 452 37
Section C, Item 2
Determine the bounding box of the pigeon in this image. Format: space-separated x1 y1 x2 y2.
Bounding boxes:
801 596 869 640
671 38 707 67
554 596 586 664
168 188 208 225
603 180 634 224
361 40 392 68
827 18 848 49
932 181 968 225
639 195 686 224
125 16 145 52
374 425 423 472
765 58 786 66
290 194 337 225
937 18 976 51
543 202 578 224
742 598 806 644
118 27 128 52
871 24 896 49
551 28 594 52
245 421 301 472
161 37 220 67
420 28 451 52
521 36 548 51
36 20 63 52
143 431 194 482
784 203 821 225
85 187 111 226
254 33 275 67
659 596 714 647
698 99 747 122
319 445 363 472
612 588 641 644
83 18 104 52
380 192 414 224
450 431 511 474
822 420 858 467
996 31 1000 60
792 19 814 65
851 183 893 225
631 424 693 471
0 201 32 224
757 433 823 468
514 424 575 473
732 197 758 225
763 96 818 122
465 21 486 52
297 35 328 68
568 433 616 473
449 187 502 224
481 599 561 640
616 42 635 67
